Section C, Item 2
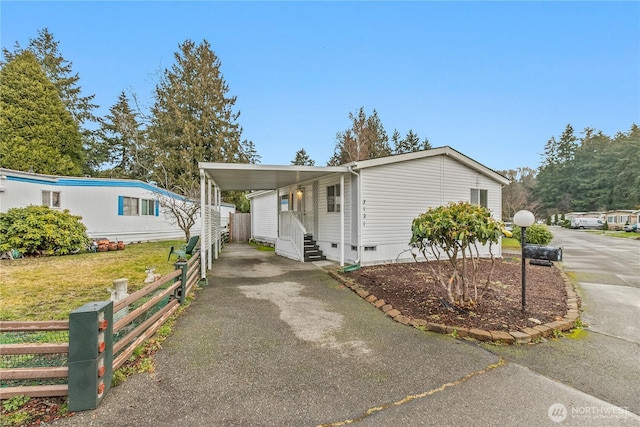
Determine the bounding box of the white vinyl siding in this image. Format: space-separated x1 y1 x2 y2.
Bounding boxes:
251 191 278 243
317 174 352 250
358 155 503 263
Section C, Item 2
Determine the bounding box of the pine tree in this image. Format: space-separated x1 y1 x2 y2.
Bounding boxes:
403 129 421 154
0 51 83 175
422 136 432 150
147 39 248 185
328 107 389 165
97 91 147 179
3 28 99 175
2 28 98 127
391 129 402 154
291 148 315 166
146 39 252 237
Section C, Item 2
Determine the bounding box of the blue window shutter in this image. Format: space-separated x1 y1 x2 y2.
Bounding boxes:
118 196 124 215
155 200 159 216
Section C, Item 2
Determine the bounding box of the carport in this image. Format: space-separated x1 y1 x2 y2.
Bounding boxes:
197 162 351 279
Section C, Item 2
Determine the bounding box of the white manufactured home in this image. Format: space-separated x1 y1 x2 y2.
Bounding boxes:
200 146 509 266
0 168 235 243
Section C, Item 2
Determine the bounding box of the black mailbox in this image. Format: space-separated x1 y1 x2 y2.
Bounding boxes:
522 244 562 262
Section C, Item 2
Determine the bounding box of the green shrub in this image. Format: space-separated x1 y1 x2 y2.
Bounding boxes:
0 205 91 256
511 223 553 245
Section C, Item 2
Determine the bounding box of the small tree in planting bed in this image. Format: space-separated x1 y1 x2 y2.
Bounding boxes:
409 201 504 308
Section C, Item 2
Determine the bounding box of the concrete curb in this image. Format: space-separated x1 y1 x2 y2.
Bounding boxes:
328 266 581 345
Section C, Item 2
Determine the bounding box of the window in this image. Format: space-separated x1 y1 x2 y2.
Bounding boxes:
607 215 617 224
42 191 61 208
141 199 156 216
123 197 139 216
280 195 289 212
621 215 630 224
470 189 488 208
327 184 341 213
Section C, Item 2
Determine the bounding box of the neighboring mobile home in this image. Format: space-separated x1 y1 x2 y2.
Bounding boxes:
0 168 235 243
200 146 509 266
604 210 640 228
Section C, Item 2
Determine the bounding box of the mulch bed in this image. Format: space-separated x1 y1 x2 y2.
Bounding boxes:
341 257 567 332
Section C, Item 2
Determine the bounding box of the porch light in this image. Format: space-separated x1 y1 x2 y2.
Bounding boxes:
296 188 303 199
514 210 535 311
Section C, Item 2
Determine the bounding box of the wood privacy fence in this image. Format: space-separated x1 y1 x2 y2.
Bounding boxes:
229 212 251 242
0 252 204 410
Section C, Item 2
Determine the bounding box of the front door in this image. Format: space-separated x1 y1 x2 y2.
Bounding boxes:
304 185 315 233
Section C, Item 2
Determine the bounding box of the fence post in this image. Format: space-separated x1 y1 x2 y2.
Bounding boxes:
174 261 188 304
68 301 113 412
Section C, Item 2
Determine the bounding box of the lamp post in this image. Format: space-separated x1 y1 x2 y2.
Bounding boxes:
513 210 535 311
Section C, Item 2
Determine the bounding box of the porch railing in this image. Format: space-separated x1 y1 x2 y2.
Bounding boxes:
279 211 307 260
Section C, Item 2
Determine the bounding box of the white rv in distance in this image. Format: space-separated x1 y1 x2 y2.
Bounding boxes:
570 217 604 229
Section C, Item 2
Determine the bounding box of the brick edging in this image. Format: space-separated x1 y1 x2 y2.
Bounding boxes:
328 266 581 345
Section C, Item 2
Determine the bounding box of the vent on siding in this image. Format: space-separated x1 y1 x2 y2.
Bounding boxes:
351 245 357 251
331 243 338 248
364 246 377 252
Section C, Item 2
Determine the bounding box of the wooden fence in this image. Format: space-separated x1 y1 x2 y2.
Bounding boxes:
0 252 203 401
229 212 251 242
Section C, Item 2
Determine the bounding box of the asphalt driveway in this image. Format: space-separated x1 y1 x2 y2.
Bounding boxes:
50 243 638 426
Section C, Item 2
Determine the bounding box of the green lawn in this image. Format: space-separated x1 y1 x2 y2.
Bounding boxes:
585 230 640 239
502 237 521 249
0 240 184 321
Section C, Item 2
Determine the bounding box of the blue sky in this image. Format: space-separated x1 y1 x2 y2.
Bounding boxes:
2 1 638 172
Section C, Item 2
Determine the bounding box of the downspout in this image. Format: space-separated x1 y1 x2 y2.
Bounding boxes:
348 166 361 266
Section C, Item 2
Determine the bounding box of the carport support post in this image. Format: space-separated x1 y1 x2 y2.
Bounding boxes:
200 171 206 280
340 174 345 267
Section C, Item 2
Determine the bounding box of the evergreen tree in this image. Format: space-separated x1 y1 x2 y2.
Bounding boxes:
2 28 98 127
0 51 83 175
534 124 640 214
96 91 147 179
391 129 402 154
291 148 315 166
393 129 431 154
147 39 249 185
535 124 579 214
3 28 99 174
366 109 391 158
146 39 253 235
328 107 390 165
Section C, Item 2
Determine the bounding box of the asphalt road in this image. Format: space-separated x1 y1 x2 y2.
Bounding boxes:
549 227 640 343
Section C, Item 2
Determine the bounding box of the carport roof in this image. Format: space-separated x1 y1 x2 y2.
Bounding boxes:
198 163 350 191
